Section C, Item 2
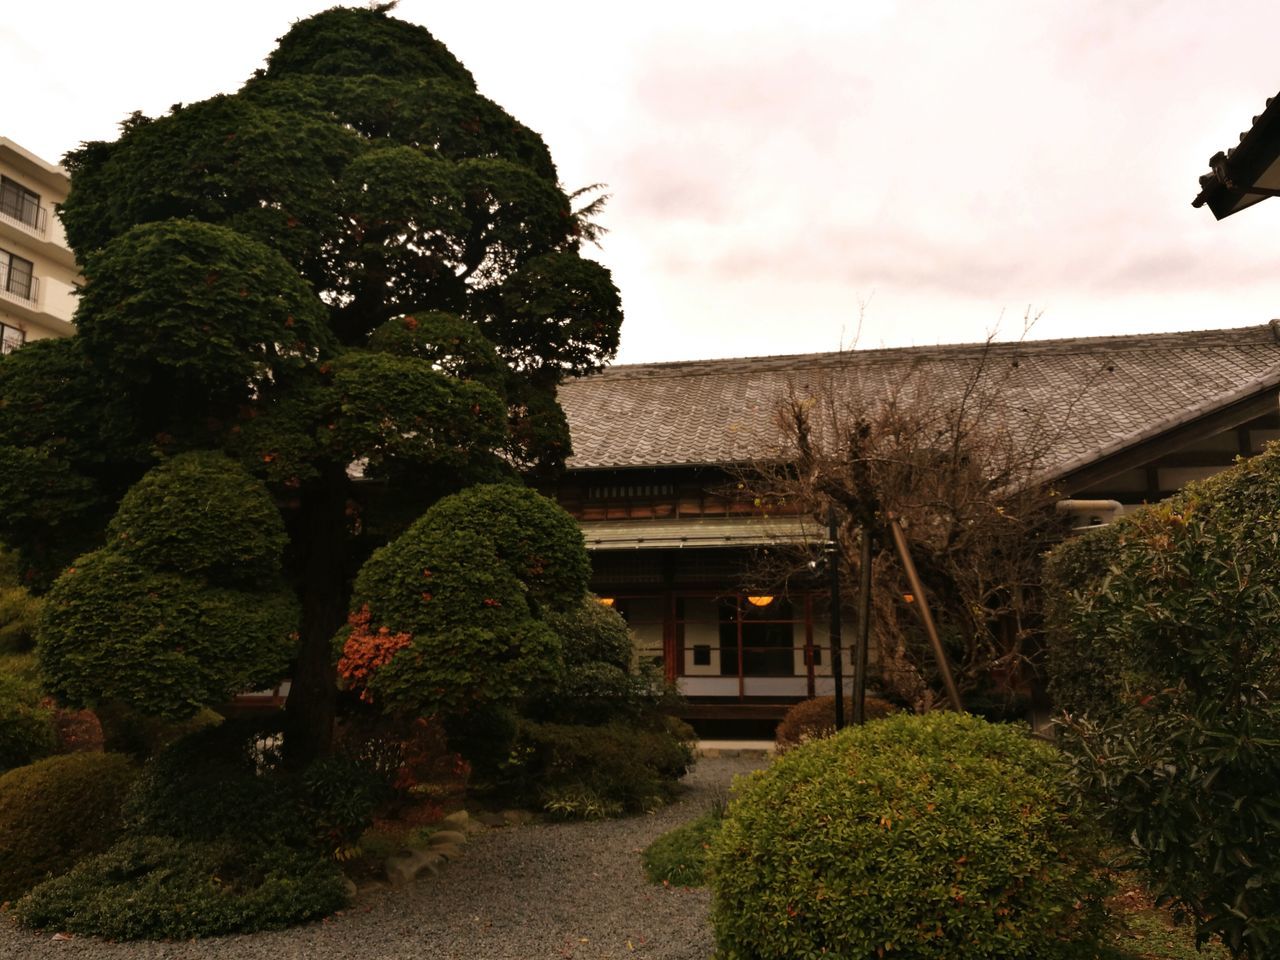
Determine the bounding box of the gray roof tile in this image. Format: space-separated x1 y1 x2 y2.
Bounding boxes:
560 325 1280 473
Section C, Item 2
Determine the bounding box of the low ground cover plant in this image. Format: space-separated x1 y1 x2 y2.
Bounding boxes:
642 804 724 886
709 712 1109 960
11 721 351 939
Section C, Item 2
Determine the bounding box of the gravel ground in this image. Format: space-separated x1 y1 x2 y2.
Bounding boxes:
0 753 768 960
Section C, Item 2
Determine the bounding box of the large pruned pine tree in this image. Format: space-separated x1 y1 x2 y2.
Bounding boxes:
0 5 622 761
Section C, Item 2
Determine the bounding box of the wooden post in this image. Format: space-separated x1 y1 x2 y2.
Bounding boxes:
887 515 964 713
826 508 844 730
852 524 872 724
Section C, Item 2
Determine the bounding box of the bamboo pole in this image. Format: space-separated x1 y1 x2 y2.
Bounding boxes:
887 515 964 713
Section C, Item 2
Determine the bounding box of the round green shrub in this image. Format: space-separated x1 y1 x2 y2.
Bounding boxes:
709 712 1108 960
105 451 289 587
0 583 42 653
774 694 897 753
13 835 347 940
643 809 722 887
39 550 298 719
547 595 633 670
0 752 137 901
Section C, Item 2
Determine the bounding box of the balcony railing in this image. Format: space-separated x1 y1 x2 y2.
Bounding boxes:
0 193 47 236
0 261 38 305
0 323 24 355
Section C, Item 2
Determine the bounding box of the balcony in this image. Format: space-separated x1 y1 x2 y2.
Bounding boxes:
0 184 47 237
0 260 38 307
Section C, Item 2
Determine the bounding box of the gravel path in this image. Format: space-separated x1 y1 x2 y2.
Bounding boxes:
0 753 768 960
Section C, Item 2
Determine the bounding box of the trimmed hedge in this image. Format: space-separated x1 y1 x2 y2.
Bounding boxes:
0 752 137 902
1044 445 1280 956
709 712 1108 960
642 809 722 887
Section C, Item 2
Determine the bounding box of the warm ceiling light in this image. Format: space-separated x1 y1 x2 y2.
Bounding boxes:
597 597 615 607
746 595 775 607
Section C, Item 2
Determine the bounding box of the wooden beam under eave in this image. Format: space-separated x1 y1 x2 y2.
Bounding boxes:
1053 387 1280 494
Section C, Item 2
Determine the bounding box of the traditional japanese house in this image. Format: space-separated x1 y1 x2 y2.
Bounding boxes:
555 324 1280 730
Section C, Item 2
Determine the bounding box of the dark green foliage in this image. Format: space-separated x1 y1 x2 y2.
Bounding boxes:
0 664 56 773
344 484 588 716
525 595 676 726
263 6 476 86
94 702 223 761
506 718 694 819
330 351 507 472
122 720 304 847
76 220 332 409
9 3 622 769
39 550 298 719
708 713 1109 960
300 755 383 852
1044 446 1280 957
405 484 591 613
0 752 137 901
12 835 347 940
106 451 289 586
0 584 41 652
643 809 723 887
774 694 897 752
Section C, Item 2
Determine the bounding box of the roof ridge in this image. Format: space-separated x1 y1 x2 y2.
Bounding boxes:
575 324 1277 384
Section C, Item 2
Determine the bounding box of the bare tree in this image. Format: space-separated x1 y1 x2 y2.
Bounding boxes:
747 335 1092 710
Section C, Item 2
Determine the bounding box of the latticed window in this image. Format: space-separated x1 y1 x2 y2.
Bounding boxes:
0 176 44 232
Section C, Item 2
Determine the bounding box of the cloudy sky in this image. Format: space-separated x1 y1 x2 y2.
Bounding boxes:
7 1 1280 363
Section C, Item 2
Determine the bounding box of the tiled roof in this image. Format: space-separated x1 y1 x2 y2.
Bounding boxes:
1193 92 1280 217
560 325 1280 474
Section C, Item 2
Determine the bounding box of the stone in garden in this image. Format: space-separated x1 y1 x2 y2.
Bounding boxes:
473 811 506 828
385 848 445 886
429 842 463 862
428 829 467 846
439 810 470 831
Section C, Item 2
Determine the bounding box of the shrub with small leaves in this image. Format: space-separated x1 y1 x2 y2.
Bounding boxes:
709 712 1109 960
0 752 137 902
1045 444 1280 957
13 834 346 940
643 808 723 887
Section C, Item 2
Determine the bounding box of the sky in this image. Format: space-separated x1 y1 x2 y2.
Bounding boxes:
7 0 1280 364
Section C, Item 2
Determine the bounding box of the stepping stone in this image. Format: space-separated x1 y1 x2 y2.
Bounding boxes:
384 848 446 886
427 829 467 847
439 810 470 831
473 811 507 828
429 842 463 862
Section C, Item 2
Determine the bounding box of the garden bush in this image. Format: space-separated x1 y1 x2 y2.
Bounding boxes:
708 712 1108 960
506 717 694 819
0 752 137 901
13 835 347 940
1044 444 1280 956
774 694 896 752
0 658 56 773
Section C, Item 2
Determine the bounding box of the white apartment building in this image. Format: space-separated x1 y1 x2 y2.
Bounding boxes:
0 138 77 353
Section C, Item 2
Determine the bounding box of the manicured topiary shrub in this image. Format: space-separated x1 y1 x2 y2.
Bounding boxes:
340 483 587 717
709 712 1108 960
13 835 347 940
105 450 289 586
1044 445 1280 957
774 694 896 752
38 453 299 720
0 752 137 901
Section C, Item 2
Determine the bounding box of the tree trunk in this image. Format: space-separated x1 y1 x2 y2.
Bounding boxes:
283 464 349 766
